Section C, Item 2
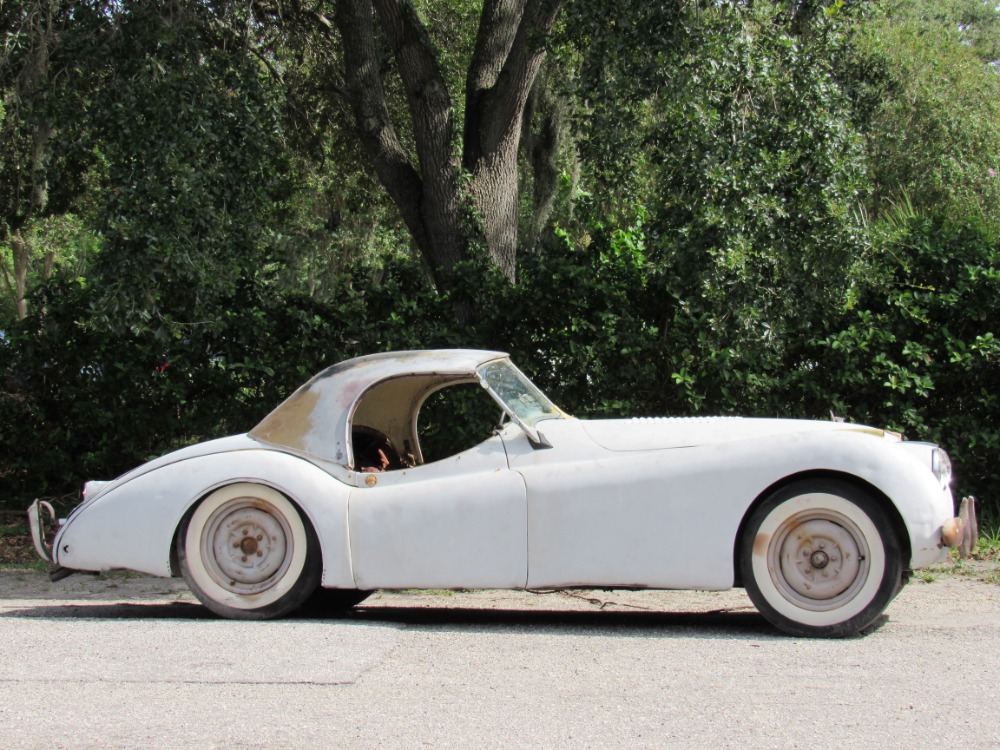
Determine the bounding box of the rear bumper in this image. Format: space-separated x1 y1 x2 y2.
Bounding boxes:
26 499 55 563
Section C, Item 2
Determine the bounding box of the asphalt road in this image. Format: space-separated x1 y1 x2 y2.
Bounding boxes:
1 570 998 749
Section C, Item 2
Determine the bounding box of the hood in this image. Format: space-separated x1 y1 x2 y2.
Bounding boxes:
580 417 893 452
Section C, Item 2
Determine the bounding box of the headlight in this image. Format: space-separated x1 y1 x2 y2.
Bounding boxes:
932 447 952 488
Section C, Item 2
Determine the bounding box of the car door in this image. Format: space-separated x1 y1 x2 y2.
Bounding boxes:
347 434 528 590
500 418 736 591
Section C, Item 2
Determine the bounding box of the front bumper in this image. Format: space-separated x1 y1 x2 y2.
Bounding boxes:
958 496 979 558
940 496 979 557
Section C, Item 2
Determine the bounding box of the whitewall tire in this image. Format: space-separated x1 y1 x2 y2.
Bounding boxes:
178 483 321 620
739 480 902 638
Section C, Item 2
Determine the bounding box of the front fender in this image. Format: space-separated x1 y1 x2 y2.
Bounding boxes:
744 431 954 569
53 450 354 587
844 438 954 568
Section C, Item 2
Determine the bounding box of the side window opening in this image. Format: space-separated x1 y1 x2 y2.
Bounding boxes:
417 382 503 464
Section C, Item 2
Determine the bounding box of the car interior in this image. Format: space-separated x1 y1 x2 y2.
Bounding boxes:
350 376 501 471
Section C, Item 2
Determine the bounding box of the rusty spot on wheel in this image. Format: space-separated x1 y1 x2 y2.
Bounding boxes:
754 531 771 557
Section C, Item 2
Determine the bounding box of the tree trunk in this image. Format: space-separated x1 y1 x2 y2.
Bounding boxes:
333 0 465 287
464 0 564 281
43 249 56 279
2 0 55 319
522 64 565 247
11 233 29 320
330 0 564 289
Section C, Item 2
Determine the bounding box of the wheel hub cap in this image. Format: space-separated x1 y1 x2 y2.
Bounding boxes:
773 516 866 605
202 501 293 594
810 550 830 569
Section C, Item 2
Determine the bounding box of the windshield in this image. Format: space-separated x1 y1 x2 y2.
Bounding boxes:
477 359 564 430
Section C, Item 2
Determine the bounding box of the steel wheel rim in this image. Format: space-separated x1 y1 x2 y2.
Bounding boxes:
200 498 294 595
768 509 871 612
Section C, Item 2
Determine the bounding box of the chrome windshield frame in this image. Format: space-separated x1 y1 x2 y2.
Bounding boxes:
477 359 565 443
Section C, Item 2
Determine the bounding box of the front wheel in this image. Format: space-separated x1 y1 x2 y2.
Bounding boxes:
738 480 902 638
178 483 321 620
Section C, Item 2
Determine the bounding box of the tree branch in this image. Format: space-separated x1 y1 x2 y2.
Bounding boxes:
373 0 454 165
373 0 464 271
466 0 524 95
464 0 524 169
332 0 431 260
464 0 563 169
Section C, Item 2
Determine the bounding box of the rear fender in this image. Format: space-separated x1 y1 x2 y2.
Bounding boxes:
53 450 354 587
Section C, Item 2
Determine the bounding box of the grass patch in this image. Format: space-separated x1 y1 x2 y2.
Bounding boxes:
912 562 996 585
0 521 29 538
0 559 51 572
913 524 1000 586
0 521 39 567
937 556 1000 585
396 589 459 596
973 524 1000 562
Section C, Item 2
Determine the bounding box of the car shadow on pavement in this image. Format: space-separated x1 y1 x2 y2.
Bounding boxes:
1 597 890 638
332 603 887 638
344 604 780 637
2 599 793 638
338 605 887 638
2 601 213 619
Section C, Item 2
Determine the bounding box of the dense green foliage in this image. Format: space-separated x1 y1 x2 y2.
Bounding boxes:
862 0 1000 219
803 211 1000 508
2 0 999 530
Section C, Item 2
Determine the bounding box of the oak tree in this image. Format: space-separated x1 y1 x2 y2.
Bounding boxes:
291 0 565 285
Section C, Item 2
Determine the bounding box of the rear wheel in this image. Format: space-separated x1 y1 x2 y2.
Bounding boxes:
739 480 902 637
178 483 321 620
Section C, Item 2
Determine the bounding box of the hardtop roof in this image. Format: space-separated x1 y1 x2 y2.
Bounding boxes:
248 349 508 465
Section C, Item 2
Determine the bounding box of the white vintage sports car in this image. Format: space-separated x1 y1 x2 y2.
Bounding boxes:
28 349 976 637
